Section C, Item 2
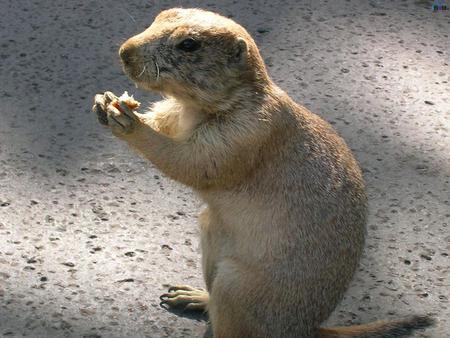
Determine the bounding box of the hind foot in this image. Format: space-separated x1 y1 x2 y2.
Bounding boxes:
160 285 209 312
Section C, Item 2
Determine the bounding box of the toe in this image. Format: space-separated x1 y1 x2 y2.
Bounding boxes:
168 285 197 293
93 103 108 125
104 91 118 104
94 94 107 107
107 105 133 133
160 290 198 300
118 100 137 120
160 295 190 308
184 302 207 312
160 292 177 300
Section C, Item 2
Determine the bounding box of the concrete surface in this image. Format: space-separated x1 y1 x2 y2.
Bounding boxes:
0 0 449 337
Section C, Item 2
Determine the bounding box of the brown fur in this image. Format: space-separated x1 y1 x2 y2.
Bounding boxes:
93 8 434 338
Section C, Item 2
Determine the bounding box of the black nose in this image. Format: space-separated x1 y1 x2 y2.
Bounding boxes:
119 45 135 65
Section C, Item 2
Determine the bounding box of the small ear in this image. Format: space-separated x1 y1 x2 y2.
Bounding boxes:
232 37 248 64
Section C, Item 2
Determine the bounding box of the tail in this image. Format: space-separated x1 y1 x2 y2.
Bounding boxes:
318 315 434 338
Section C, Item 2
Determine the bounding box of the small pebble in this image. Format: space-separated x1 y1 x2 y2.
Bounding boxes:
62 262 75 267
257 28 270 33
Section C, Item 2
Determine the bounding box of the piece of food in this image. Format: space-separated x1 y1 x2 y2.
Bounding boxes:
111 91 140 112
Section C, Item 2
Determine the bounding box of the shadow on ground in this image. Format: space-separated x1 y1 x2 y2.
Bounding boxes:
0 0 448 337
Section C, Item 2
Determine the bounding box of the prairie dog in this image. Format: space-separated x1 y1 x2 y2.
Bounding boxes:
92 8 433 338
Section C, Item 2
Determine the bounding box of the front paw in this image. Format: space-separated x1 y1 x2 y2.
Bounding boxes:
92 91 117 125
92 91 141 136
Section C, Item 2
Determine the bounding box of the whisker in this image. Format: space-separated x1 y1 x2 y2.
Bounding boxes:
154 59 160 81
121 8 136 23
115 38 129 47
137 64 147 78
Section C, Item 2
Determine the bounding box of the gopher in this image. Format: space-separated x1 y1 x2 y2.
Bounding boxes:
92 8 433 338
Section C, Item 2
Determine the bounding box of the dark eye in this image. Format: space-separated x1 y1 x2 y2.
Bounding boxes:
176 38 201 52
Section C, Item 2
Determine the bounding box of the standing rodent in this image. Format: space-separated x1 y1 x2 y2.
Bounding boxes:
92 8 434 338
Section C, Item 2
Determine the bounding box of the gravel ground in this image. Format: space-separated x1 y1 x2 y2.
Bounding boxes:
0 0 449 337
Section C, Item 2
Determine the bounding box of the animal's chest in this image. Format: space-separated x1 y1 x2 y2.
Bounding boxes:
199 193 290 262
148 107 202 140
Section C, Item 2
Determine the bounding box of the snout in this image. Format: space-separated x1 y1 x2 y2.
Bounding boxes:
118 38 148 82
118 33 160 89
119 39 138 66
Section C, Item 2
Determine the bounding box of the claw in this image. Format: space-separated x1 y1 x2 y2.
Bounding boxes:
93 104 108 125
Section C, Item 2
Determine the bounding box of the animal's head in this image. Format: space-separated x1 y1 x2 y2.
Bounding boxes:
119 8 269 106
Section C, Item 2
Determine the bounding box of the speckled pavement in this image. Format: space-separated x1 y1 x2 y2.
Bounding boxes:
0 1 448 337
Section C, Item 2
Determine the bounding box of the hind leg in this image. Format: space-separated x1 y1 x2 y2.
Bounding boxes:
208 259 318 338
159 208 217 313
208 260 263 338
